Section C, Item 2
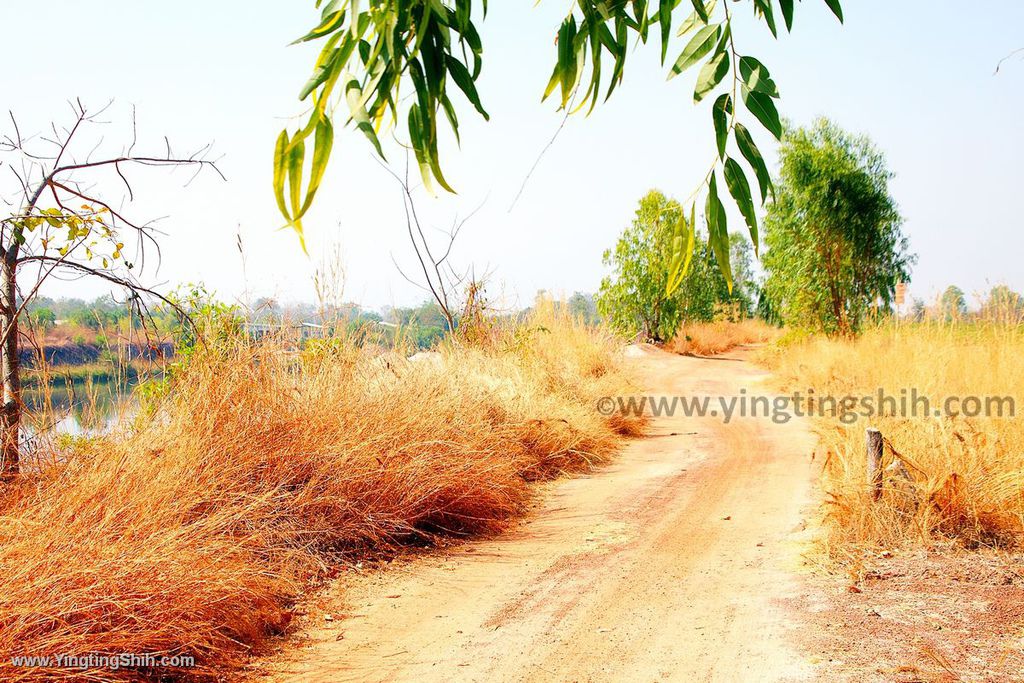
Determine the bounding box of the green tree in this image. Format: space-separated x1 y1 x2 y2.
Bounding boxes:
761 118 913 336
567 292 598 324
982 285 1024 323
597 191 683 342
29 307 56 332
275 0 844 281
728 232 757 319
940 285 968 322
910 297 926 322
597 190 736 342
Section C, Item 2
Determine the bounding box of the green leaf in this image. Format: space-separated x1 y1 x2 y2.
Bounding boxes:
666 203 697 295
676 1 716 36
676 11 699 37
344 76 384 158
823 0 844 23
298 32 346 101
557 16 579 107
693 51 728 103
734 123 773 205
690 0 709 22
712 93 732 159
669 24 720 78
658 0 673 64
778 0 794 31
284 132 308 250
738 56 778 97
753 0 777 38
297 114 334 218
741 87 782 139
272 130 291 221
286 133 305 217
292 10 346 45
446 54 489 120
723 156 758 252
706 173 733 291
407 106 434 194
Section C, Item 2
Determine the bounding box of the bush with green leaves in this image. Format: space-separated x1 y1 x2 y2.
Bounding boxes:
29 307 56 332
761 118 914 336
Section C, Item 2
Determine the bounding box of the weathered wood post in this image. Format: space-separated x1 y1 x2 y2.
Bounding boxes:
866 428 884 501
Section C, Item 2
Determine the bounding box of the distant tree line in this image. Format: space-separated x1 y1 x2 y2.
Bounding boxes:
912 284 1024 324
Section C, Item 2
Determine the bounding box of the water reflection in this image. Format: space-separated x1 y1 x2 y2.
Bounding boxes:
23 374 149 436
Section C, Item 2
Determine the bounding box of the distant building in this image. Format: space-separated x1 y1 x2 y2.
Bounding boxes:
244 322 326 342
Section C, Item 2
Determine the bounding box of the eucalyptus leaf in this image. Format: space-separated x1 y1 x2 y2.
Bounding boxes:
706 173 733 291
693 51 728 103
734 123 773 204
723 156 758 252
712 93 732 159
669 24 720 78
742 87 783 139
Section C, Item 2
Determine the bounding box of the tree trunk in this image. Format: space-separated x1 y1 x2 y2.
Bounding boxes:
1 253 19 479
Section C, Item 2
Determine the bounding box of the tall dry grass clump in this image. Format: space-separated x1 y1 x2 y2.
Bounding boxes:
762 319 1024 553
0 304 643 682
667 319 777 356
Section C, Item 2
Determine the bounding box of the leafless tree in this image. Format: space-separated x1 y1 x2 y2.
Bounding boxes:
376 155 483 333
0 99 223 478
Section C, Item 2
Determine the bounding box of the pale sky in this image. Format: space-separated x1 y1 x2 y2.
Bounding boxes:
3 1 1022 311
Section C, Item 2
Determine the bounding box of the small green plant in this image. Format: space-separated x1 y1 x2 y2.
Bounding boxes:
137 284 243 411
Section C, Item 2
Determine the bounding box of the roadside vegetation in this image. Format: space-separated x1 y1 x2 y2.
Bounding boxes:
763 303 1024 555
743 120 1024 561
0 299 644 682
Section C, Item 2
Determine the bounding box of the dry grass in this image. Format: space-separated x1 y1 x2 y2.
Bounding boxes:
761 319 1024 553
0 305 644 681
667 319 778 356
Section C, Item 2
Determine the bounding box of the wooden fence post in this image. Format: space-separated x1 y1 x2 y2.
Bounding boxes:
866 428 884 501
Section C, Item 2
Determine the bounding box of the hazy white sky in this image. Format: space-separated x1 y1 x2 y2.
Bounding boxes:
3 1 1022 310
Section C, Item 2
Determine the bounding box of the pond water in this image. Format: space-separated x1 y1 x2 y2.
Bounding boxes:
23 374 144 437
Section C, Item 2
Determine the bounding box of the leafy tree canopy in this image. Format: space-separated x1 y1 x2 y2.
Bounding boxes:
939 285 968 321
597 189 747 342
983 285 1024 323
761 118 914 336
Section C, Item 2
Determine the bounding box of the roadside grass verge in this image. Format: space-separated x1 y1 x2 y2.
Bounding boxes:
0 306 644 682
760 320 1024 554
667 319 778 356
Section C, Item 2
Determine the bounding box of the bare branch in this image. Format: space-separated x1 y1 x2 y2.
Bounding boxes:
995 47 1024 75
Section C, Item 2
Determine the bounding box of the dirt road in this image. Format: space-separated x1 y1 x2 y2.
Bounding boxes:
267 345 820 682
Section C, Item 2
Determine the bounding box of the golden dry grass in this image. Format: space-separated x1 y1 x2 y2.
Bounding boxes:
761 320 1024 553
0 305 644 681
667 319 778 356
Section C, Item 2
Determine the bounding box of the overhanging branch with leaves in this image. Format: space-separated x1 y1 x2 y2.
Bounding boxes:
275 0 843 292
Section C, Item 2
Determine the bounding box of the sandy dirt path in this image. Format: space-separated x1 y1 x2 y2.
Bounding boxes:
265 345 820 682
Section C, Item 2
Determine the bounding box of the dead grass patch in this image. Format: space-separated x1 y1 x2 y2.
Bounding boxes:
761 320 1024 553
667 319 778 356
0 306 644 681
